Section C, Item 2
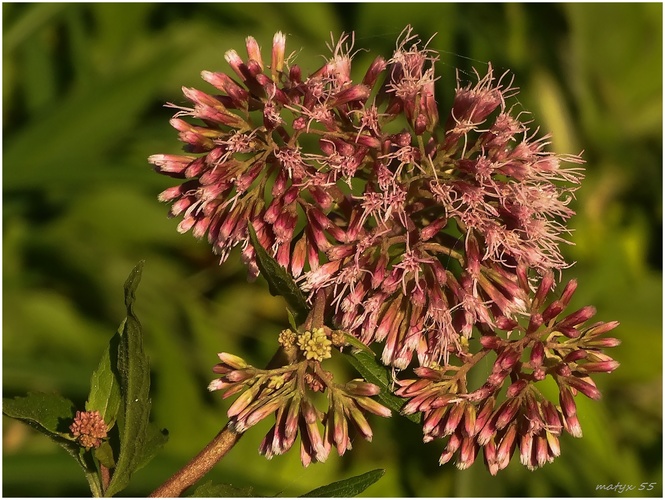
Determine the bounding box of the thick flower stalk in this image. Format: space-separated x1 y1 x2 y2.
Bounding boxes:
151 27 619 474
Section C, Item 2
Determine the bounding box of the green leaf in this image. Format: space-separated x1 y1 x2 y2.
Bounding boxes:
2 392 77 441
342 335 419 424
187 481 257 497
301 469 385 497
104 261 153 497
247 223 309 323
86 327 122 430
2 392 103 495
134 422 169 472
286 308 299 331
94 442 116 469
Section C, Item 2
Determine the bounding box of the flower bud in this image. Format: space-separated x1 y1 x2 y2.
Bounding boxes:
558 385 577 418
532 272 555 311
506 379 528 398
567 376 602 400
495 398 521 430
530 341 545 369
559 279 578 306
542 300 564 323
556 306 596 329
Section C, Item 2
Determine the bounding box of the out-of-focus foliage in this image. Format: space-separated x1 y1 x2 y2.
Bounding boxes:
3 3 661 497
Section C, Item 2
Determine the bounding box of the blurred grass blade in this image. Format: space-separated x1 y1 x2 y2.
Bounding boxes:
247 223 309 323
342 334 419 424
300 469 385 497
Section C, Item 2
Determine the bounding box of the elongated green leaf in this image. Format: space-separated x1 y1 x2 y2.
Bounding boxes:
105 261 152 497
187 481 257 497
247 223 309 322
86 327 122 429
301 469 385 497
342 335 419 424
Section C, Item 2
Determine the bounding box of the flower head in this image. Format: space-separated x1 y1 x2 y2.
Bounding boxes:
70 410 108 449
153 26 618 475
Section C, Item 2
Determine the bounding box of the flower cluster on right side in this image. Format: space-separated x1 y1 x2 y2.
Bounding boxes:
151 27 619 474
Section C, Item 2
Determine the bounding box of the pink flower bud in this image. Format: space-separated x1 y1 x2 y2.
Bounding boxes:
542 300 564 323
558 385 577 418
495 316 519 331
532 272 555 311
224 49 247 81
495 422 517 469
563 413 583 438
496 348 520 371
567 376 602 400
560 279 578 306
362 56 387 87
557 305 596 329
530 341 545 369
420 217 448 241
563 349 588 363
541 400 563 435
483 440 499 476
559 326 581 338
583 320 620 338
506 379 528 398
527 312 544 334
332 84 371 107
443 403 465 436
456 437 478 470
245 36 263 69
582 360 620 373
519 432 534 469
585 336 621 348
271 32 286 76
495 398 521 430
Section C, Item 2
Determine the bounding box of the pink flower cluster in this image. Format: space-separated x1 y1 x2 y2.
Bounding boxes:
70 410 108 449
151 27 619 473
208 332 391 466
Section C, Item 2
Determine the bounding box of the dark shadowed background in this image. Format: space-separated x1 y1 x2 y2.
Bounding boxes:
3 3 662 496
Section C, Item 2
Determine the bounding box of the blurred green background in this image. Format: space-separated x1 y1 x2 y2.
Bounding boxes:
3 3 662 497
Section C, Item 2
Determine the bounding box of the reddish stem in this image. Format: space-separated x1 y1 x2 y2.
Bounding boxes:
148 425 242 497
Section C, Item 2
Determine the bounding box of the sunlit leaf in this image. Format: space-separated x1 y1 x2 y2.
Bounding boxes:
301 469 385 497
86 328 122 430
2 392 77 442
187 481 257 497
